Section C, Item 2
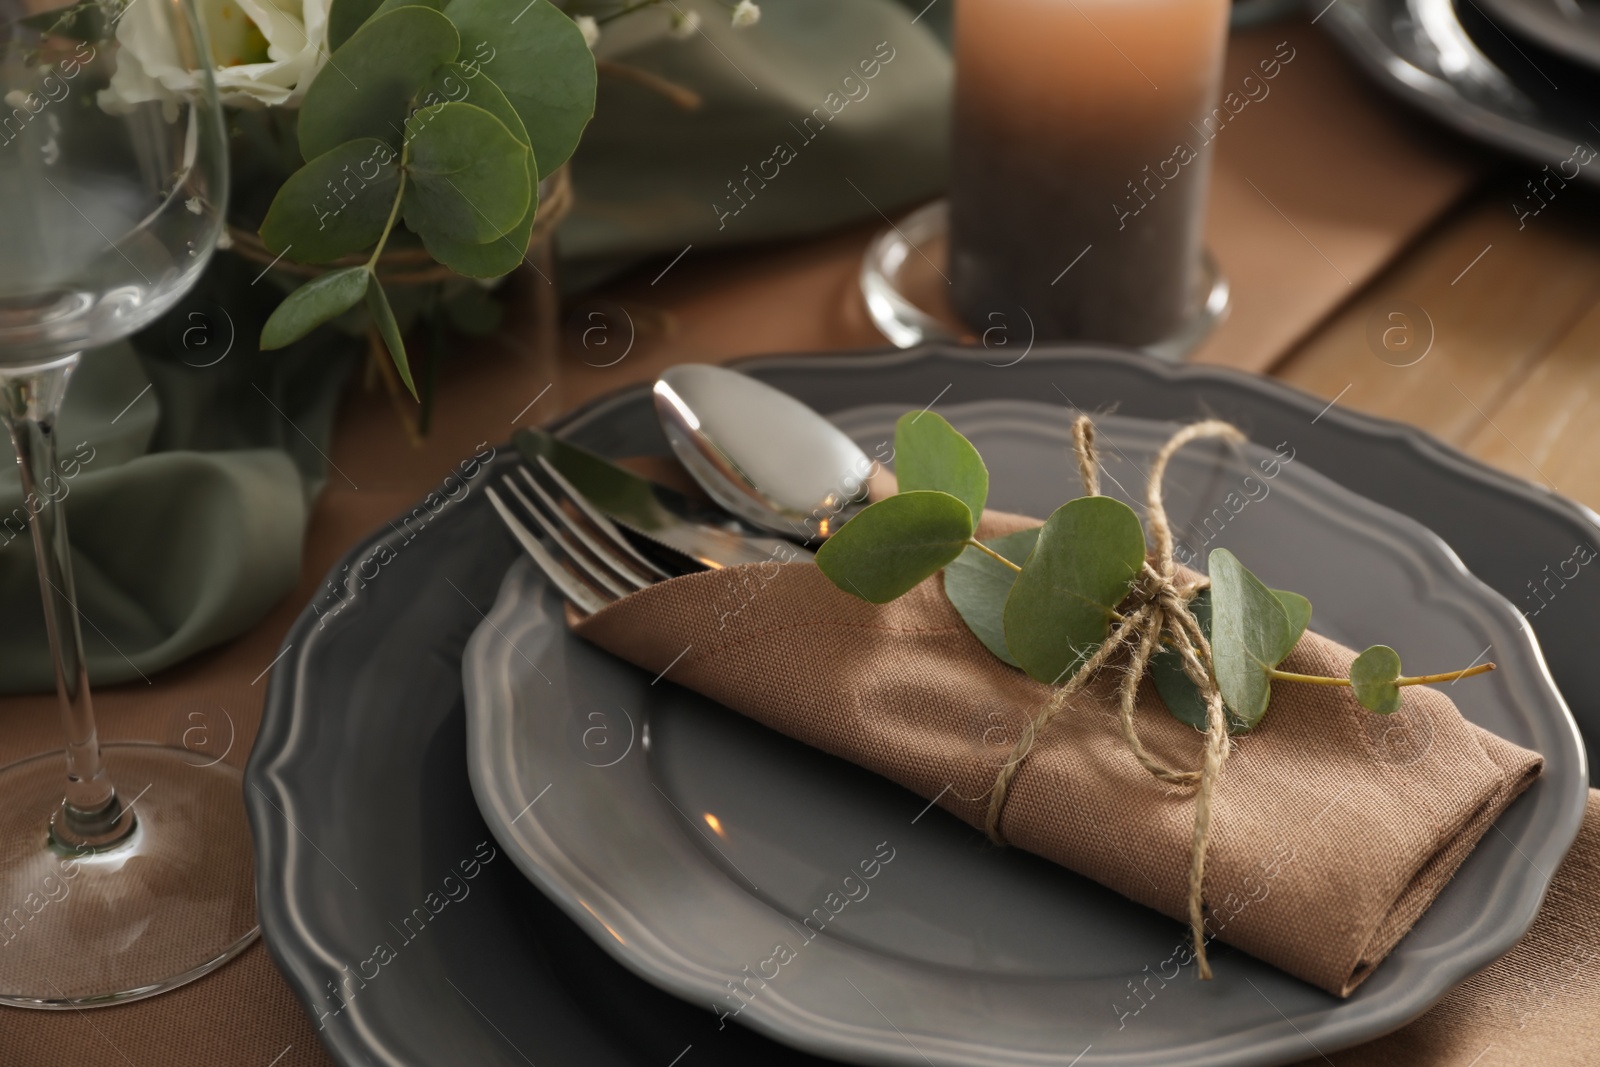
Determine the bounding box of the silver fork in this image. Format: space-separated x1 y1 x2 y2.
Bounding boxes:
488 457 674 614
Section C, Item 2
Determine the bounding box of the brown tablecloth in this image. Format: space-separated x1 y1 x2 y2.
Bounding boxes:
3 17 1595 1067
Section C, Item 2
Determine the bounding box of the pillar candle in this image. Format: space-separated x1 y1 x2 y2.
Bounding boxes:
950 0 1231 346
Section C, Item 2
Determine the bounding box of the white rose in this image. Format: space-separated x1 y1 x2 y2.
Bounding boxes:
101 0 332 111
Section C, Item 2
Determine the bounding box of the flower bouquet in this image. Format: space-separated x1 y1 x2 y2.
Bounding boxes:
29 0 759 436
14 0 589 434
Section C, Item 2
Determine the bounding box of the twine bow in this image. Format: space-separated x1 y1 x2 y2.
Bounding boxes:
983 416 1246 979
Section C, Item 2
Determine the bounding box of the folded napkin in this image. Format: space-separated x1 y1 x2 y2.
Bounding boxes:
572 510 1543 996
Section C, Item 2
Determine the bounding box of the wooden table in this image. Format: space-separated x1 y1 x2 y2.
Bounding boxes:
6 15 1600 1067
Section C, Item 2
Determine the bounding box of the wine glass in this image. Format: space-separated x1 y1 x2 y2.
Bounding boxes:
0 0 257 1007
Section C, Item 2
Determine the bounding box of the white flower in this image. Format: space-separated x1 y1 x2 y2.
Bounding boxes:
668 8 701 38
574 14 600 49
730 1 759 28
102 0 332 111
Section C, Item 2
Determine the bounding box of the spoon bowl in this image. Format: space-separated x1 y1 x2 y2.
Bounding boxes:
653 364 875 541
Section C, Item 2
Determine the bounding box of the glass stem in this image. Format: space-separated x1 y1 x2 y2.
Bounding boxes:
0 352 124 842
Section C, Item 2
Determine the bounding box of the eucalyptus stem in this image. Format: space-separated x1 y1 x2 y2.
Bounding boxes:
967 537 1021 573
1396 663 1497 686
1267 670 1353 687
1268 663 1496 688
366 146 411 270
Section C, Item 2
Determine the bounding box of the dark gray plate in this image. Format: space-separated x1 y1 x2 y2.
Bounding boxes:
1320 0 1600 184
1472 0 1600 71
248 343 1600 1067
465 404 1583 1067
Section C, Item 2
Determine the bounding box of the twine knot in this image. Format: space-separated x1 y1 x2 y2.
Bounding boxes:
982 415 1246 980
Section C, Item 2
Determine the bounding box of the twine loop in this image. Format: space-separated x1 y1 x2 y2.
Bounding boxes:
983 416 1245 979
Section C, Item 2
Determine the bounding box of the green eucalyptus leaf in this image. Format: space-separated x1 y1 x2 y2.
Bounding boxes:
1208 548 1304 729
894 412 988 523
815 491 974 604
943 527 1040 668
1152 586 1311 731
420 193 537 278
443 0 595 177
259 139 400 263
417 63 531 146
327 0 384 50
366 281 418 399
1269 589 1312 663
260 267 371 350
406 65 539 278
401 102 531 243
1350 644 1403 715
375 277 428 333
1151 589 1222 731
371 0 444 19
1003 497 1145 685
298 6 460 161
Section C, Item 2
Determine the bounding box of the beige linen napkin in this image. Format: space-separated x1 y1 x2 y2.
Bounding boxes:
572 511 1542 997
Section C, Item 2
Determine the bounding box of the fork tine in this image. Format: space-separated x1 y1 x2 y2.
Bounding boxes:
514 465 656 591
487 486 611 615
501 477 638 599
532 457 673 582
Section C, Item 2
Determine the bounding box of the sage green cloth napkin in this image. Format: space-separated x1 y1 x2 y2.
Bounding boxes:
562 0 951 287
0 0 952 693
0 317 351 692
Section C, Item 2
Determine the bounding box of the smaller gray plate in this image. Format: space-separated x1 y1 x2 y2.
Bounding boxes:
464 403 1585 1067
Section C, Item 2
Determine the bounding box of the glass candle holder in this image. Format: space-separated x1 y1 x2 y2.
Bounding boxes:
950 0 1231 346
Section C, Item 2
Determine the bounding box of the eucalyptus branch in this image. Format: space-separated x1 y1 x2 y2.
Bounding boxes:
1270 663 1496 688
255 0 595 405
817 410 1502 725
815 407 1506 987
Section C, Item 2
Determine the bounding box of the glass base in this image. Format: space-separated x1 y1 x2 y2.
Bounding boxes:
859 199 1230 361
0 744 259 1009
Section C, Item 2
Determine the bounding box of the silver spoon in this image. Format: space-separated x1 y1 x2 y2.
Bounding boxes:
653 364 873 542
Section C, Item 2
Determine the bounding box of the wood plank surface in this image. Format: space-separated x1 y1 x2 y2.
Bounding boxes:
1274 185 1600 507
1191 21 1484 369
1464 295 1600 506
